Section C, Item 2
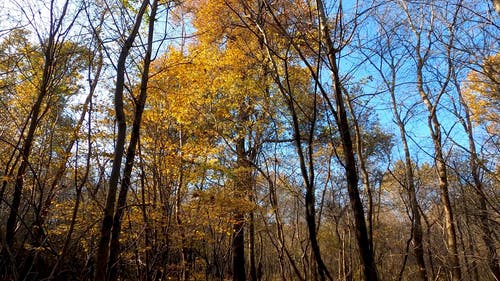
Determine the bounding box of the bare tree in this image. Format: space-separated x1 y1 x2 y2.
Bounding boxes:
398 1 464 280
106 2 159 280
359 7 428 279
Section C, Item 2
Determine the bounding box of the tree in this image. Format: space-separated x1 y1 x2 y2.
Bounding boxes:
461 53 500 280
396 1 463 280
464 53 500 140
93 1 150 280
106 1 159 281
0 0 499 280
359 6 429 278
0 2 94 279
224 0 379 279
3 0 80 249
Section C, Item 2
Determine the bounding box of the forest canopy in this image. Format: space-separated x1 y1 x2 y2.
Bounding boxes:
0 0 499 281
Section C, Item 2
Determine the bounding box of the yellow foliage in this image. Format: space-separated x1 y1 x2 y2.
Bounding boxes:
464 53 500 135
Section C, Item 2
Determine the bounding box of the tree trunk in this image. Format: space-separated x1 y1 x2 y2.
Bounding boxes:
240 4 331 279
174 127 190 281
106 2 157 280
404 1 462 278
285 71 331 281
316 1 379 280
233 137 248 281
346 94 375 253
5 82 46 247
93 1 149 280
457 86 500 280
249 208 257 281
4 0 66 244
48 42 103 279
388 78 428 280
33 40 104 248
416 62 462 281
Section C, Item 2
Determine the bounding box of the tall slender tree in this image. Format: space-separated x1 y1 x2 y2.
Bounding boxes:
3 0 78 248
360 8 428 278
93 1 150 280
106 1 159 280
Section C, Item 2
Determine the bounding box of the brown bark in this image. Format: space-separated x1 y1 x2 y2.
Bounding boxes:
106 2 157 280
345 94 375 252
315 1 379 280
233 137 248 281
93 1 150 280
399 1 462 279
391 97 428 281
5 0 71 247
456 82 500 280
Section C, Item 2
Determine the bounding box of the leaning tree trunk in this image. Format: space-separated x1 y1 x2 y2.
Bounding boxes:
401 1 462 278
391 95 428 281
4 0 67 245
382 65 429 280
316 0 379 280
346 94 375 253
237 2 333 279
279 58 332 281
416 61 461 281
